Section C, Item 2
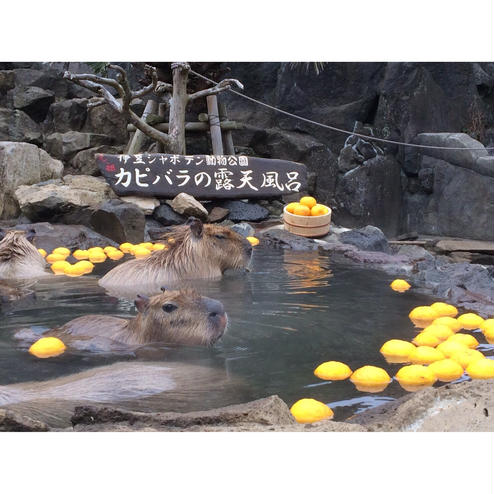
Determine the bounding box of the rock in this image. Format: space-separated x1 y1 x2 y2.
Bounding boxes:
207 206 229 223
474 156 494 177
418 167 434 193
91 199 146 244
13 86 54 122
120 195 159 215
414 133 488 174
0 408 48 432
395 244 434 263
217 200 269 222
47 98 88 133
0 70 15 92
69 145 124 176
153 204 186 226
339 225 390 253
83 103 129 144
230 222 255 238
14 175 114 222
166 193 208 220
260 228 319 250
258 199 284 216
334 155 402 236
13 222 119 252
0 108 42 144
45 131 113 161
13 67 70 99
0 141 63 219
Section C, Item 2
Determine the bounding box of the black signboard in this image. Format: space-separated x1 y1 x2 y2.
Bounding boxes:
96 153 307 199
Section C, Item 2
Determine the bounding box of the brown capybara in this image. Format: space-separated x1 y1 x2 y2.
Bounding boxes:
98 217 253 291
16 288 227 351
0 229 47 279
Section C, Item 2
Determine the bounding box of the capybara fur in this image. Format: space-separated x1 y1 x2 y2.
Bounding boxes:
99 217 252 290
20 288 227 350
0 229 47 279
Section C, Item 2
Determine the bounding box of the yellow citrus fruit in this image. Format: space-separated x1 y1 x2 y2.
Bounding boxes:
390 279 411 293
299 196 317 209
107 250 124 261
138 242 153 250
481 319 494 344
446 333 479 349
63 264 84 277
290 398 334 424
412 331 441 348
379 339 416 363
430 302 458 318
103 246 119 255
310 204 329 216
449 348 485 369
314 361 352 381
437 340 469 358
74 260 94 274
119 242 134 253
409 306 438 327
350 366 391 393
395 364 437 392
432 316 462 333
457 313 484 330
466 358 494 380
408 346 445 365
292 204 311 216
285 202 299 214
46 253 67 264
52 247 71 257
246 236 260 246
37 248 47 257
422 324 454 342
50 260 71 275
73 249 89 260
151 243 166 251
88 251 107 263
29 337 66 358
133 247 151 259
428 359 464 382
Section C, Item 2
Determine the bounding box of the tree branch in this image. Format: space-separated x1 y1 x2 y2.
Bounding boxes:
128 109 174 148
188 78 244 102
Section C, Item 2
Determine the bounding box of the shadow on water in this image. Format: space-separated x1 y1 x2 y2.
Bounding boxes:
1 247 492 426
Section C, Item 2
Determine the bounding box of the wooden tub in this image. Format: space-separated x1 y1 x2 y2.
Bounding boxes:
283 205 332 238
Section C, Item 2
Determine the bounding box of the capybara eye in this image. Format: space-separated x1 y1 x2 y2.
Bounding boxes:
215 234 226 240
162 303 178 313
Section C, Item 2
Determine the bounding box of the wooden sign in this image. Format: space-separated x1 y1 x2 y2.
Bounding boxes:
96 153 307 199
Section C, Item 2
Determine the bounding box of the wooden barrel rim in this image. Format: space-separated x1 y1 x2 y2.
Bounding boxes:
283 219 330 229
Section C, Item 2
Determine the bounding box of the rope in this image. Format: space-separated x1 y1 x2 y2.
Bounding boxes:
189 69 494 152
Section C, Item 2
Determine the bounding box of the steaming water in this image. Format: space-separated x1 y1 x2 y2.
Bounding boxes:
1 247 492 424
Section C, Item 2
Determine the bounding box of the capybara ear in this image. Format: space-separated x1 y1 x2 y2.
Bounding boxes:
160 286 167 292
25 229 36 242
135 294 150 313
186 217 203 238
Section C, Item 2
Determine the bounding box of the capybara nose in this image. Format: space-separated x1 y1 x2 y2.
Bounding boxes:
202 297 225 318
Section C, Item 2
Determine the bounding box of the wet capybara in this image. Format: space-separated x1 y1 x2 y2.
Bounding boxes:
0 229 47 280
99 217 253 290
15 288 227 350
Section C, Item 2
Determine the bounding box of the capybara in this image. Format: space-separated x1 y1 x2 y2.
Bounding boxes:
0 229 47 279
16 288 227 350
99 217 252 290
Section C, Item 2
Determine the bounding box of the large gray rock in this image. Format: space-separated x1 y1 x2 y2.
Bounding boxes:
219 200 270 222
333 155 402 236
339 225 390 253
153 204 186 226
0 408 48 432
261 228 318 250
83 103 129 144
120 195 159 215
0 70 15 92
47 98 88 133
166 193 208 220
13 86 54 122
69 145 124 176
91 199 146 244
14 175 114 222
13 67 70 98
0 108 42 144
0 141 63 219
402 157 494 240
45 131 113 161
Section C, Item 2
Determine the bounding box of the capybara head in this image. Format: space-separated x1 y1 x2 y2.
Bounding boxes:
160 217 253 274
0 229 45 279
128 288 228 346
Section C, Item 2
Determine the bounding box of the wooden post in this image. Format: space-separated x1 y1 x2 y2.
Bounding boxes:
206 95 223 155
126 99 158 154
156 102 167 153
218 100 235 155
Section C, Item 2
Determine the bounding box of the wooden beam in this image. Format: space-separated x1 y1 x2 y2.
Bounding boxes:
206 95 223 155
126 121 255 133
218 99 235 155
